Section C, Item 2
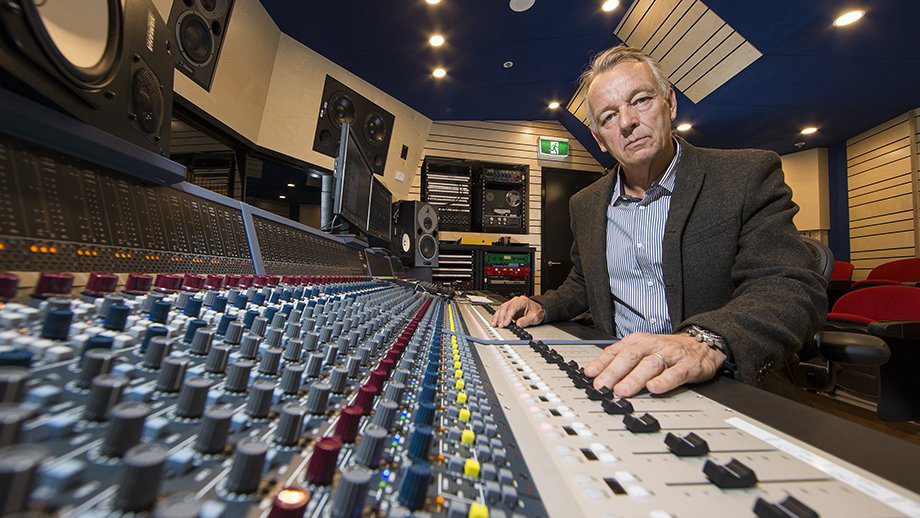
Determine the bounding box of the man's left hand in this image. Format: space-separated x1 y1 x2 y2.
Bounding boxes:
584 332 726 397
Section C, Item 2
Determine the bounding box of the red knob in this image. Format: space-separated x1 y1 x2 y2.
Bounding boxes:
182 274 205 291
123 273 152 294
0 273 19 301
305 436 342 485
354 384 376 415
205 274 224 289
268 485 311 518
333 405 362 443
82 272 118 297
266 275 281 287
281 276 298 286
368 368 387 389
224 274 241 287
239 275 256 288
32 272 74 298
153 273 182 293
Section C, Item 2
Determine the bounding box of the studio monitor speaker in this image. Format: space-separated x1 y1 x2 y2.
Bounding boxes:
392 200 438 268
167 0 233 91
313 75 395 176
0 0 174 155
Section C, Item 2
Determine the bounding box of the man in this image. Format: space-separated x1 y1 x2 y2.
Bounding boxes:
490 45 826 398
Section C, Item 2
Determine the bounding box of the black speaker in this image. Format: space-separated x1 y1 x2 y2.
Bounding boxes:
167 0 233 91
313 75 395 176
0 0 174 155
392 200 438 267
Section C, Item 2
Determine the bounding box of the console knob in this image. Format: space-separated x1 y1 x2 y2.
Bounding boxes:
397 461 431 511
149 300 171 324
83 272 118 297
329 367 348 394
0 444 47 514
0 367 28 403
239 334 261 359
176 377 211 419
372 400 398 432
123 273 152 295
195 405 233 454
142 336 171 369
225 359 254 393
32 272 74 299
305 353 323 378
153 273 182 294
204 345 230 374
40 308 73 340
353 425 388 469
114 443 166 512
330 466 372 518
188 328 213 356
304 382 331 415
260 347 282 376
413 401 436 427
0 273 19 302
275 402 306 446
246 380 275 419
407 425 433 461
224 321 244 345
305 436 342 486
101 402 150 457
0 403 31 446
78 348 114 388
156 357 188 393
83 374 127 421
333 404 362 444
227 437 269 494
280 364 305 395
269 485 311 518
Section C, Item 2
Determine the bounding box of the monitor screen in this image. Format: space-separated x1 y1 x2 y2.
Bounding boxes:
367 176 392 241
390 256 406 277
365 249 392 277
334 123 372 233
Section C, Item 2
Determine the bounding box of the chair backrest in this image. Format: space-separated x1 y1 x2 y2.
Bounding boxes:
831 261 854 282
832 285 920 321
801 236 834 282
867 257 920 282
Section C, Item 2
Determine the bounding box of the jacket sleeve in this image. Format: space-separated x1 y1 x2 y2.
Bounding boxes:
677 152 828 384
531 197 592 323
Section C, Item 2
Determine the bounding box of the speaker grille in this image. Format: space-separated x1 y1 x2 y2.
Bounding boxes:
419 234 437 261
132 66 163 135
329 94 355 127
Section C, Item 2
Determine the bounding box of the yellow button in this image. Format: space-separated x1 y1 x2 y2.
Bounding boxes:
454 361 462 369
454 369 463 379
468 503 489 518
451 336 458 345
453 353 460 361
459 408 471 422
455 379 465 390
464 458 481 478
456 391 467 404
461 428 475 445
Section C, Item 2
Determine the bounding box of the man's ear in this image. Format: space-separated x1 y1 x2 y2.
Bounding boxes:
591 130 608 153
667 88 677 121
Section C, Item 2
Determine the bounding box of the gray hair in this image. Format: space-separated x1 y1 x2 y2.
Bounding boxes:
579 45 672 131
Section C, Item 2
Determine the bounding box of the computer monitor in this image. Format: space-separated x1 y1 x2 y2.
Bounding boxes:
333 123 372 233
367 176 392 241
365 249 392 277
390 256 406 277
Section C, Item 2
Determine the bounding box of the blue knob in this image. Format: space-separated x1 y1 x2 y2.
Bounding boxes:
269 291 281 303
210 295 228 313
149 300 171 324
141 325 169 353
397 462 432 510
280 304 293 316
184 298 203 318
184 319 206 343
103 304 130 331
264 306 278 323
293 289 305 301
419 383 437 403
233 294 249 309
41 309 73 340
422 371 438 387
216 314 234 335
280 289 292 302
413 401 436 427
243 309 258 329
252 292 266 306
0 349 33 367
407 425 433 461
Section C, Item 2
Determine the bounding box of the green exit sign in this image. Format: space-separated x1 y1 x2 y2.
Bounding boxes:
538 137 569 158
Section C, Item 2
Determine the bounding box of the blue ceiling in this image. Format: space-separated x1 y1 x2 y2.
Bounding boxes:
260 0 920 156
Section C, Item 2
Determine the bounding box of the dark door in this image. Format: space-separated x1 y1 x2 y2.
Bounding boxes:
541 167 604 293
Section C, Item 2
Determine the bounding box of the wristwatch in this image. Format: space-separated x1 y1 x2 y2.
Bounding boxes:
683 325 736 374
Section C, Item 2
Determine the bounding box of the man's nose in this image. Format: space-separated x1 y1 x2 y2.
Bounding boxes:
618 105 639 132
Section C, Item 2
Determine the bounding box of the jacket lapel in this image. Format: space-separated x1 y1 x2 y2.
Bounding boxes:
663 137 705 324
586 171 617 334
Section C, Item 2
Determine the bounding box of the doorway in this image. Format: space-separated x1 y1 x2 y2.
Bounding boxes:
541 167 605 293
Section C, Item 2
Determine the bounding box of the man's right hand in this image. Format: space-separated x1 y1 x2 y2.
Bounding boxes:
490 296 545 328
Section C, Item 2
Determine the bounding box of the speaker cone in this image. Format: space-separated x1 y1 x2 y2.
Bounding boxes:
132 67 164 134
328 93 355 127
200 0 217 11
26 0 121 87
177 12 214 65
419 235 437 261
364 112 387 144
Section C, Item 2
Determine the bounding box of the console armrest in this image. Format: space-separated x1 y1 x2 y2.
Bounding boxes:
816 331 890 366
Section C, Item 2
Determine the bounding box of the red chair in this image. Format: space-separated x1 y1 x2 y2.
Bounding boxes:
850 257 920 290
827 260 854 310
830 261 853 282
811 286 920 421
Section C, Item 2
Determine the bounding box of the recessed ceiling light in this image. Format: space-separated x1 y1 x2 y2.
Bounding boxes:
425 0 440 5
833 9 864 27
548 101 560 110
509 0 535 12
286 183 295 187
676 123 692 132
309 172 321 179
279 195 286 199
601 0 619 12
801 127 818 135
432 68 447 78
503 60 514 69
429 34 445 47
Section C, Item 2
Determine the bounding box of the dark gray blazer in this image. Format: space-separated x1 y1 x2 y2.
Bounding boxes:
532 137 827 388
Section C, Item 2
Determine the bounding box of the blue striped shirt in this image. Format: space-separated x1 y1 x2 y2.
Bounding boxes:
606 140 681 338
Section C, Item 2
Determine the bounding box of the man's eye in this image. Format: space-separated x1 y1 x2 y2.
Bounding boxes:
603 113 616 124
634 96 651 106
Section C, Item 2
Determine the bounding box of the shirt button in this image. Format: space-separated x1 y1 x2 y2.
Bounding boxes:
638 206 646 211
646 281 653 287
650 318 658 324
637 243 643 249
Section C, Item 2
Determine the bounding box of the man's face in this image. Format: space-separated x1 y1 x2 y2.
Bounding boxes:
586 60 677 170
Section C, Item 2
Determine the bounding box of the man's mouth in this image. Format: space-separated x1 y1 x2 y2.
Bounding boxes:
625 136 648 149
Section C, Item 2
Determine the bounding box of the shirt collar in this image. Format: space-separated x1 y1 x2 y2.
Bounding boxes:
611 137 681 206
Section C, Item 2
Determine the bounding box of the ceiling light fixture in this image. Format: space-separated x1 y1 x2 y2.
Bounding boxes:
601 0 619 12
833 9 864 27
425 0 441 5
801 127 818 135
432 68 447 78
509 0 535 12
286 183 295 187
503 60 514 69
429 34 445 47
548 101 560 110
279 195 286 199
676 123 692 132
